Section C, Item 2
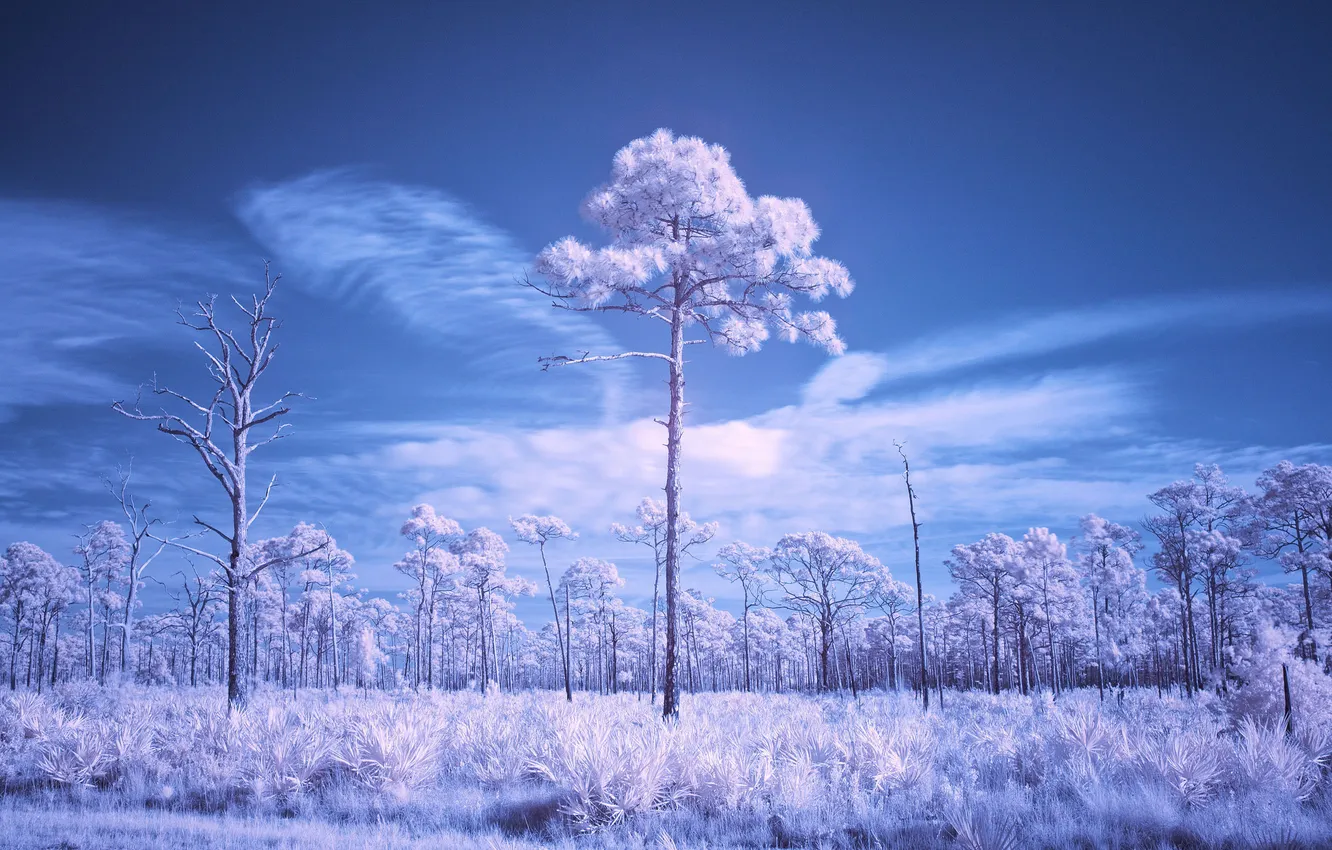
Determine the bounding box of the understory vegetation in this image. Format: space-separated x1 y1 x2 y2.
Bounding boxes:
2 686 1330 849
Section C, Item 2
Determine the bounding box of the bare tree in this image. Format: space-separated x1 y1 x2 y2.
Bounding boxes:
113 264 323 709
162 568 222 687
106 463 168 679
895 442 929 710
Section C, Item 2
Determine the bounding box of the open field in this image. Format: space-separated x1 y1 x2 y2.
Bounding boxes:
2 685 1331 849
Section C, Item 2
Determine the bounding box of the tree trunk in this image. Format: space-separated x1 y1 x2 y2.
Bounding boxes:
819 616 832 690
661 297 686 721
991 589 1001 695
328 561 340 691
86 580 96 680
36 611 49 694
565 583 572 696
477 588 487 693
50 612 60 688
1092 587 1104 701
540 543 572 702
226 426 249 710
899 446 928 711
742 594 751 692
1299 554 1317 660
1045 584 1057 697
649 549 661 704
121 567 138 680
9 602 21 691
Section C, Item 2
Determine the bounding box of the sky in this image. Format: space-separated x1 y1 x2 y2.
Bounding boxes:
1 1 1330 621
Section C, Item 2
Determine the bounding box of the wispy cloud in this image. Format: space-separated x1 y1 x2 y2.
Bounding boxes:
235 171 630 419
834 289 1332 393
288 370 1148 581
291 360 1332 598
0 200 243 419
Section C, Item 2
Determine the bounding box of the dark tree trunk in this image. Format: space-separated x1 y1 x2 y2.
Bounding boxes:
661 297 686 721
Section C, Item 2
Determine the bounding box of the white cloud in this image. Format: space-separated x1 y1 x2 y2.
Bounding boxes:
235 171 631 419
826 290 1332 391
310 370 1144 563
801 352 889 406
0 200 244 418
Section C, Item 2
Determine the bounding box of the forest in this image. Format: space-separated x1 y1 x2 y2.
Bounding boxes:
2 130 1331 849
5 463 1331 715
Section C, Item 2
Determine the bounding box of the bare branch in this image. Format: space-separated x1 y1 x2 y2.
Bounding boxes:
148 530 228 570
191 515 235 545
538 350 675 371
248 475 278 529
244 538 329 581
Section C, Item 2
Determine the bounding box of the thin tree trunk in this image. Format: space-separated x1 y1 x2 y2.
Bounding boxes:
328 559 340 691
539 542 572 702
1092 586 1104 701
50 612 60 688
898 443 928 711
661 295 686 721
992 590 1002 695
742 591 751 692
121 570 138 679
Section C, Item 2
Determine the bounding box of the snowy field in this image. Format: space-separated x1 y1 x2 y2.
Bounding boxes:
2 686 1330 849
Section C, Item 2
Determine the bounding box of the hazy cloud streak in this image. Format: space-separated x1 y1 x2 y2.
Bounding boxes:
0 200 245 419
817 289 1332 401
236 171 630 419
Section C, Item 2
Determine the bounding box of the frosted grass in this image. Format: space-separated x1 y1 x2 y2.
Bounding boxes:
1 685 1330 848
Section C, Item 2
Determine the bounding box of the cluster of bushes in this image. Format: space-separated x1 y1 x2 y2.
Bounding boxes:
1 686 1330 848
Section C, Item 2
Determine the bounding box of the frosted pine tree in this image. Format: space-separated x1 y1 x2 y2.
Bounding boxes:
530 129 854 718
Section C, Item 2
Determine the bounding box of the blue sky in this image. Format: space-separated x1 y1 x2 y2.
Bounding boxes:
2 2 1330 620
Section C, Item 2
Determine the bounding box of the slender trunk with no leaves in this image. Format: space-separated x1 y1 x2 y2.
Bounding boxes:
661 298 686 721
327 556 340 691
539 542 572 702
991 588 1001 695
898 444 928 710
1092 584 1104 701
650 536 661 704
226 432 248 707
742 588 751 692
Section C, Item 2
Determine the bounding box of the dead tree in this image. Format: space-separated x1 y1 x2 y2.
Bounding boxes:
106 463 168 680
114 263 323 709
896 441 929 711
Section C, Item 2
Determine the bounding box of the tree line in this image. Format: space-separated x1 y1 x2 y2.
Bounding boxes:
2 460 1329 707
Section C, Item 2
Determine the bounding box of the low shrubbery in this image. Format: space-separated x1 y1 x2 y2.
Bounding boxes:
0 685 1329 848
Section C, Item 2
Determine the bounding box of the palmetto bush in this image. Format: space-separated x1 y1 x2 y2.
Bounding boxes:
236 706 334 801
0 685 1329 842
1133 728 1227 807
34 714 109 789
447 697 546 785
332 704 442 800
943 801 1023 850
1232 716 1320 801
842 717 936 794
526 708 688 825
1049 698 1130 785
